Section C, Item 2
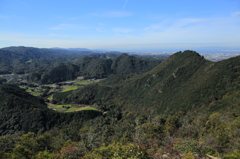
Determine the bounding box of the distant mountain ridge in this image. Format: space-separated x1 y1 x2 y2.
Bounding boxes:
51 47 116 53
0 46 95 74
26 53 163 84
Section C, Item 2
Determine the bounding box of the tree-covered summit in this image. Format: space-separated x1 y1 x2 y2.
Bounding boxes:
26 53 163 84
64 50 240 116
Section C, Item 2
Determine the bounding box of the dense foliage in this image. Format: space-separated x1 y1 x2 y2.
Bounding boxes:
0 78 7 84
64 51 240 115
0 84 102 136
0 46 93 74
0 46 163 84
0 50 239 158
27 53 162 84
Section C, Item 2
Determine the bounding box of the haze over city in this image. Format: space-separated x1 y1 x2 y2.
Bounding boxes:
1 0 240 53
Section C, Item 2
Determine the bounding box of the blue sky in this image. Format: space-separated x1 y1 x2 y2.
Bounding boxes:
0 0 240 52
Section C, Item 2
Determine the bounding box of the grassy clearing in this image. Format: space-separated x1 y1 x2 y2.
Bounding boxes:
48 104 100 113
64 107 83 113
47 95 53 100
31 92 42 96
53 105 71 109
74 81 93 85
48 104 71 112
76 106 99 111
21 87 45 97
26 60 32 63
74 80 100 85
61 85 79 92
25 87 35 92
19 86 39 93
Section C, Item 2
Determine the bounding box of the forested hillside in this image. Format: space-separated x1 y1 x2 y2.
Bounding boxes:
26 53 162 84
44 50 240 158
0 46 164 84
63 50 240 115
0 46 93 74
0 50 239 158
0 84 102 135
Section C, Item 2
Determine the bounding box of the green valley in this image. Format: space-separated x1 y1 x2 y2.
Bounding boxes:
0 49 239 159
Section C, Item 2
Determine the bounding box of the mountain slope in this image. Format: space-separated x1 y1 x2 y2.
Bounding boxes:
28 53 163 84
1 50 240 158
0 84 102 135
0 46 92 74
111 53 161 75
65 50 240 116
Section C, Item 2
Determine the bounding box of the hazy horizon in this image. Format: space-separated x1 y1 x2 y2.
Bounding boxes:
1 45 240 54
1 0 240 52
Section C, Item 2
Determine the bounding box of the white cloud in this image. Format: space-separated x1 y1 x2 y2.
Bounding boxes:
49 34 60 37
0 14 23 19
18 1 31 8
123 0 129 10
70 17 81 20
178 18 205 25
0 15 8 18
90 11 132 18
145 20 171 30
232 12 240 16
1 14 239 50
96 28 103 32
145 18 205 31
98 23 105 26
50 24 87 30
113 28 132 33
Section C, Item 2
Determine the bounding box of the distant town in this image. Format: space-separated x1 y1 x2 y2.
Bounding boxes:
128 52 240 62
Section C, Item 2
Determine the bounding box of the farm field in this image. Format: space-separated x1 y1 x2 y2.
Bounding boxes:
19 86 46 96
74 80 98 85
47 95 53 100
61 85 79 92
47 104 100 113
19 79 104 101
30 91 42 96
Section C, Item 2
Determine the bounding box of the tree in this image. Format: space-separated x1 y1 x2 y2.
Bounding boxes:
164 116 177 136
